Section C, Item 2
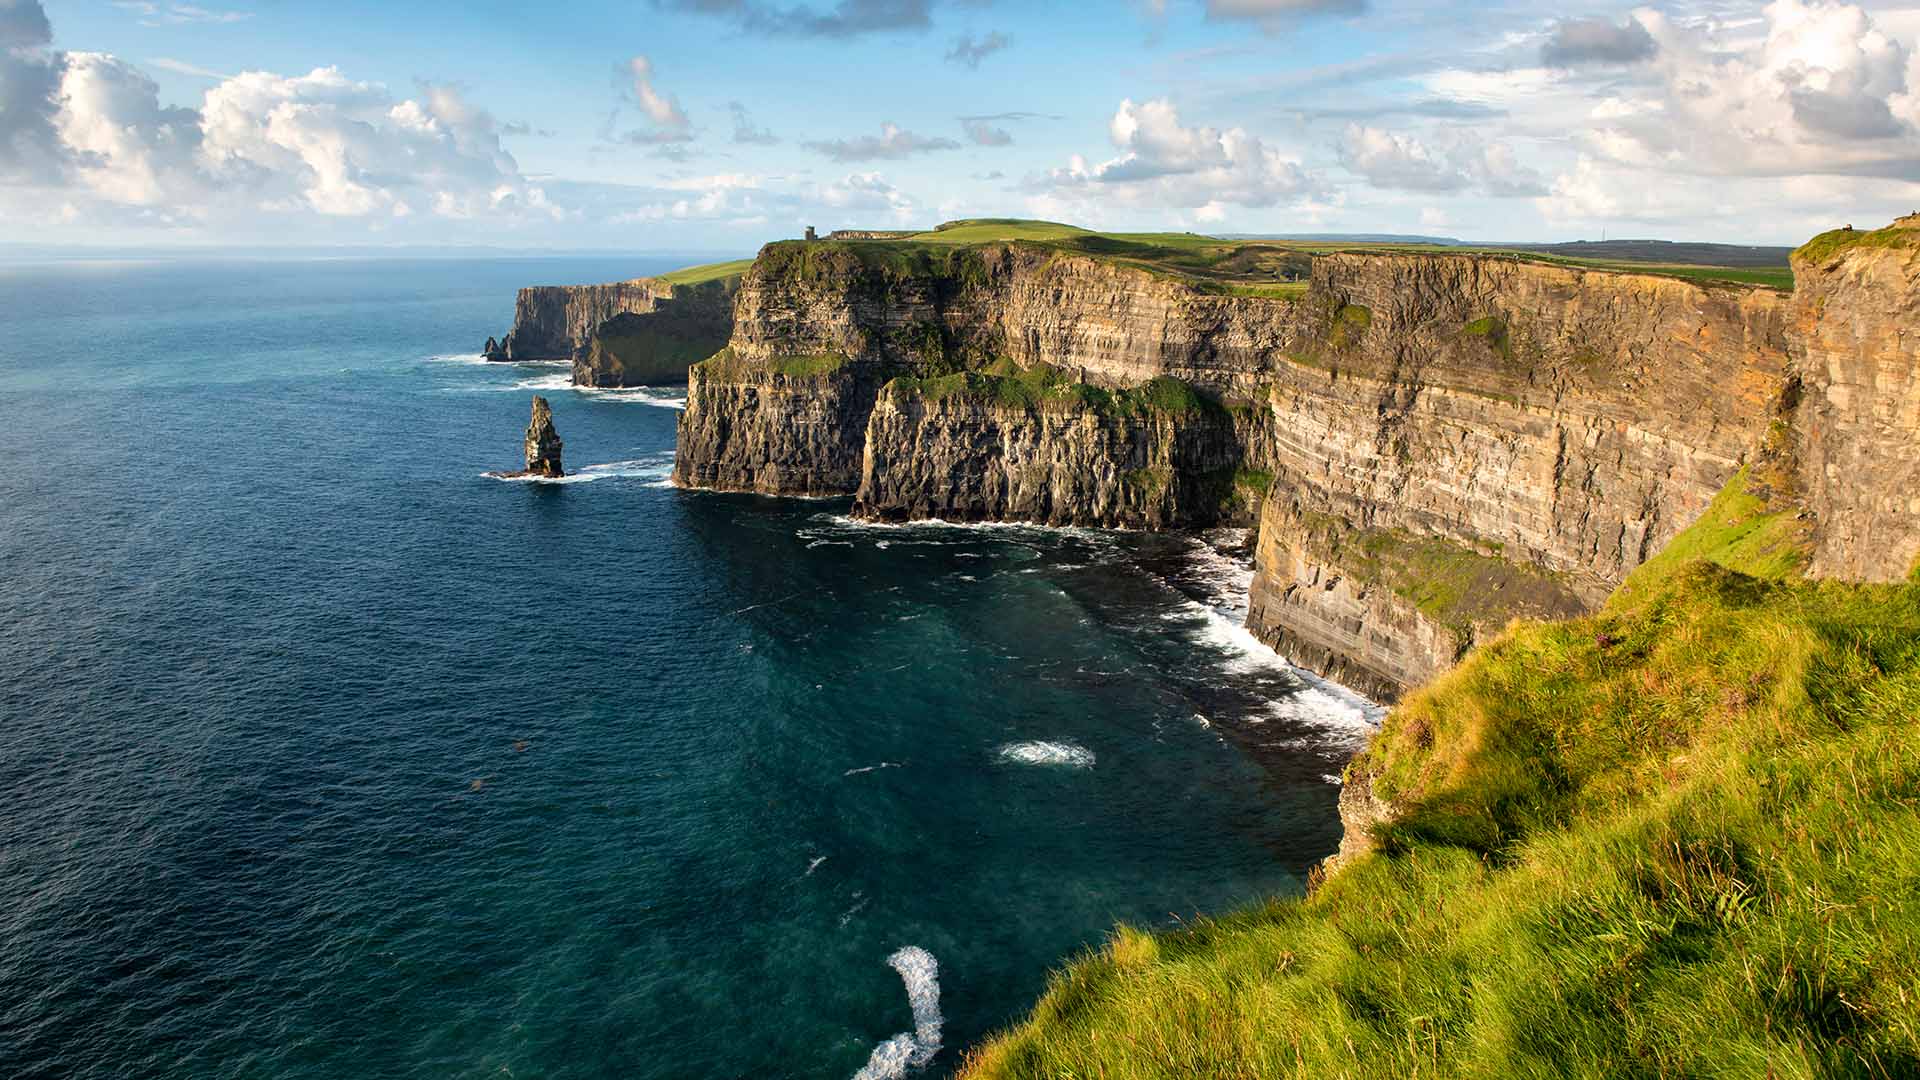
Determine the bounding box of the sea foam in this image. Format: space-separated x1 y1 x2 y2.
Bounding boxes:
851 946 943 1079
995 740 1095 768
481 454 675 486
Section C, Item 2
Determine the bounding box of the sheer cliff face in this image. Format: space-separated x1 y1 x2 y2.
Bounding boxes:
504 280 672 362
671 237 1843 699
854 383 1266 528
1243 255 1790 697
671 241 1300 515
573 281 736 388
1788 222 1920 582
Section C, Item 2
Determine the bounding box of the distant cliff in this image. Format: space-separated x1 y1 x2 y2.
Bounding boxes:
489 277 737 388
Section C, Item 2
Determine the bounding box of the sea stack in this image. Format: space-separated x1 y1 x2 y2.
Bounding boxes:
523 396 563 477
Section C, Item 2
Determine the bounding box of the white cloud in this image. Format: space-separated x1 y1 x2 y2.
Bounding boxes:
1 13 560 234
1036 98 1320 209
1572 0 1920 178
803 122 959 161
625 55 688 132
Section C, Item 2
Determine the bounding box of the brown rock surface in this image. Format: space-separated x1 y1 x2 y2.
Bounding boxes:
1788 221 1920 581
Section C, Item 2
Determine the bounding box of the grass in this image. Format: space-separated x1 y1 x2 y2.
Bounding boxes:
1795 222 1920 266
1287 240 1796 291
962 467 1920 1079
885 361 1221 419
655 258 754 286
1293 513 1585 649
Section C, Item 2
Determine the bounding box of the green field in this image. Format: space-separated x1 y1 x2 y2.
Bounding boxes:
654 220 1796 299
962 469 1920 1078
654 257 755 287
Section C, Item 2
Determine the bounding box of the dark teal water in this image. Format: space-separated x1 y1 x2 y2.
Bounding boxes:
0 257 1376 1079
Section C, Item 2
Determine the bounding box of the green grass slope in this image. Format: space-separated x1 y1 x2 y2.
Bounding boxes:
963 470 1920 1079
655 257 755 287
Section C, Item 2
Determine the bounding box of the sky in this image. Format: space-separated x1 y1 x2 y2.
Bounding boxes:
4 0 1920 250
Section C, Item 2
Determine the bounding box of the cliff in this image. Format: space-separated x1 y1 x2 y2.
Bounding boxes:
574 278 736 388
674 235 1808 697
671 240 1307 517
1243 254 1791 698
1787 217 1920 582
493 280 673 362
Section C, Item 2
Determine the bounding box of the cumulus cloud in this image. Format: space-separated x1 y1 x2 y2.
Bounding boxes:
656 0 935 38
1566 0 1920 180
1036 98 1321 209
1540 16 1657 68
0 0 62 182
945 31 1010 68
0 1 559 231
1337 123 1545 196
729 101 778 145
803 122 958 161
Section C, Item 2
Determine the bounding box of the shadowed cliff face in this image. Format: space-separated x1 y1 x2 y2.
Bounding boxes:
1788 219 1920 582
500 280 673 362
671 241 1302 512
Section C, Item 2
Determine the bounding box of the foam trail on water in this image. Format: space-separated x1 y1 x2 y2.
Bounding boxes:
996 740 1095 768
482 454 675 486
851 947 943 1079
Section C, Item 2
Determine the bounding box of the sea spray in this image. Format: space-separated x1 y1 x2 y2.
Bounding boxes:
851 946 943 1079
995 740 1095 768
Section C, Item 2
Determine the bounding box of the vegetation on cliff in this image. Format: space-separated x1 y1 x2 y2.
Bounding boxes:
963 470 1920 1079
884 361 1222 419
1794 220 1920 266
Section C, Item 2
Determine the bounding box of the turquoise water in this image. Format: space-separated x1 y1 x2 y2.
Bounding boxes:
0 257 1375 1079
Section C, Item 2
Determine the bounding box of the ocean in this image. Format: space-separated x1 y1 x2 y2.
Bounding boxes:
0 255 1375 1079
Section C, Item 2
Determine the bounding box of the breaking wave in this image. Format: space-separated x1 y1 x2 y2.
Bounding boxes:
851 946 943 1080
996 740 1095 768
482 453 675 487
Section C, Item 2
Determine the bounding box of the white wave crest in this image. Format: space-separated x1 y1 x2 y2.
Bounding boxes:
996 740 1095 768
851 946 943 1080
1263 683 1383 751
482 454 675 486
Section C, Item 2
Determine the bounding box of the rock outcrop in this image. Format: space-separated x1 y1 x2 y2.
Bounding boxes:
1787 218 1920 582
524 396 563 477
486 396 564 479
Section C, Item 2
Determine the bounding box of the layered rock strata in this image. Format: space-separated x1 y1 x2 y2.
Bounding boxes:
491 280 673 362
658 222 1910 699
1786 218 1920 582
575 279 736 388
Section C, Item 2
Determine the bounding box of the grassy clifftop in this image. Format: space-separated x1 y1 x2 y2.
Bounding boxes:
658 221 1796 300
963 471 1920 1078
